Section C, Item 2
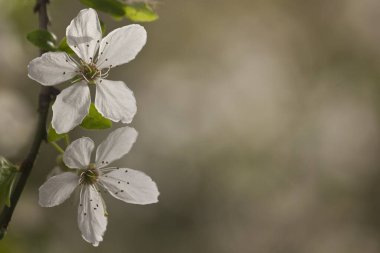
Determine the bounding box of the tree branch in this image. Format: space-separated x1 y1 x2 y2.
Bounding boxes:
0 0 53 239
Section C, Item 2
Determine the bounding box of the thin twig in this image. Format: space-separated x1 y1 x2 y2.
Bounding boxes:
0 0 53 239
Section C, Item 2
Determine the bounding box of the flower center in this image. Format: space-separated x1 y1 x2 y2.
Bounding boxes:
80 63 100 84
80 163 99 185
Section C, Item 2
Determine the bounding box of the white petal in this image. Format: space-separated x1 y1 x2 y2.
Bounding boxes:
39 172 79 207
27 52 78 86
66 8 102 63
78 185 107 247
63 137 94 169
94 79 137 124
96 24 146 69
100 168 159 205
52 81 91 134
95 126 138 168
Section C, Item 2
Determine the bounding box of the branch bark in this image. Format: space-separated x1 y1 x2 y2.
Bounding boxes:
0 0 53 239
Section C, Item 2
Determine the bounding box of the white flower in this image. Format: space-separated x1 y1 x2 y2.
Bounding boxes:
28 8 147 134
38 126 159 246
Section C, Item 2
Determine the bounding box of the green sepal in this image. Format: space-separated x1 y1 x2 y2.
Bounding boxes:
80 103 112 130
26 29 57 51
124 3 159 22
47 124 68 143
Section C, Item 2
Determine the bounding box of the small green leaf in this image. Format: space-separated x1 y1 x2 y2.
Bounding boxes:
81 103 112 130
0 157 18 208
27 30 57 51
57 37 75 55
47 125 68 143
80 0 125 17
124 3 159 22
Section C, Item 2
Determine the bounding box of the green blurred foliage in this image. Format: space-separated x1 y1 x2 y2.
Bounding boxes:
124 3 159 22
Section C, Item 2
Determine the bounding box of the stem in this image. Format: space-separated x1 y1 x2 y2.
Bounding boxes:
0 0 52 239
50 142 64 154
64 134 70 147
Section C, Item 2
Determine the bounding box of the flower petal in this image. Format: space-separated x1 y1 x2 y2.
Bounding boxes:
78 185 107 247
27 52 78 86
94 79 137 124
96 24 146 69
63 137 95 169
52 81 91 134
39 172 79 207
66 8 102 63
100 168 159 205
95 126 138 168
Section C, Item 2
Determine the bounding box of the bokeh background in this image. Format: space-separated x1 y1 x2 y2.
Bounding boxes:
1 0 380 252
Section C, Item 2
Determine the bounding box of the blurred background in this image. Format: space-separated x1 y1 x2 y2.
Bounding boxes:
1 0 380 252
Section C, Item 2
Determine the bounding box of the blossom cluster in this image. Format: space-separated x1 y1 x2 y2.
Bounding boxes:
28 8 159 246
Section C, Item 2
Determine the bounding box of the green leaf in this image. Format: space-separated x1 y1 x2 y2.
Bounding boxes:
80 0 125 17
57 37 75 56
81 103 112 130
27 30 57 51
0 157 18 208
125 3 159 22
47 125 68 143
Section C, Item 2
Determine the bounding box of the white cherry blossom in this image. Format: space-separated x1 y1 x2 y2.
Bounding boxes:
38 126 159 246
28 8 147 134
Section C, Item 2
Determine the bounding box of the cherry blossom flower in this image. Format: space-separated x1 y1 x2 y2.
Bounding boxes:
28 8 147 133
38 126 159 246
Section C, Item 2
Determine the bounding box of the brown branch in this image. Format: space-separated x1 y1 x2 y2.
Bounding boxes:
0 0 53 239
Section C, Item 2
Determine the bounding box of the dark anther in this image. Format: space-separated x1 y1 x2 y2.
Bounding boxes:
63 72 65 75
106 42 109 45
84 213 87 216
127 182 130 184
86 44 89 47
94 208 97 210
125 170 128 173
118 181 120 184
121 190 124 193
105 59 108 61
80 204 83 206
97 40 99 43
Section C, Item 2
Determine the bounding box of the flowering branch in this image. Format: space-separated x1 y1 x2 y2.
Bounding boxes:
0 0 57 239
0 0 160 245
